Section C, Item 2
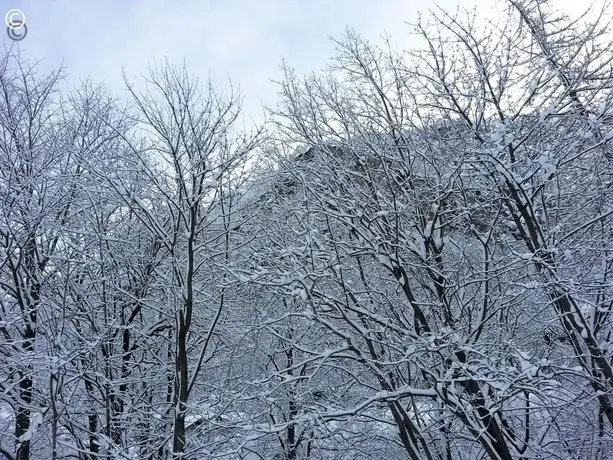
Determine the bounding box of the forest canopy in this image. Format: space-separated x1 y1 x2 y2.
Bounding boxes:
1 1 613 459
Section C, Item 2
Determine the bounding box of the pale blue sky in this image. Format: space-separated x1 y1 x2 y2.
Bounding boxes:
2 0 588 123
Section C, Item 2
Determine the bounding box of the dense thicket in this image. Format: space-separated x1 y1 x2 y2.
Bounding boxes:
1 1 613 458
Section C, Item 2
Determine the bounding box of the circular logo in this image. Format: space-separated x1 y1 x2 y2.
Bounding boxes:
5 9 27 41
5 9 25 29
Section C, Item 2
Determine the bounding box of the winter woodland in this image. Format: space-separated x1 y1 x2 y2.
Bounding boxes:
1 1 613 458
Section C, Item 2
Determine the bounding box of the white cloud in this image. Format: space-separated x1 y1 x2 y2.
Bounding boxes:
2 0 598 122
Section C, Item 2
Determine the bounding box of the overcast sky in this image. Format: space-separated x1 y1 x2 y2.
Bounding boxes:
2 0 588 123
